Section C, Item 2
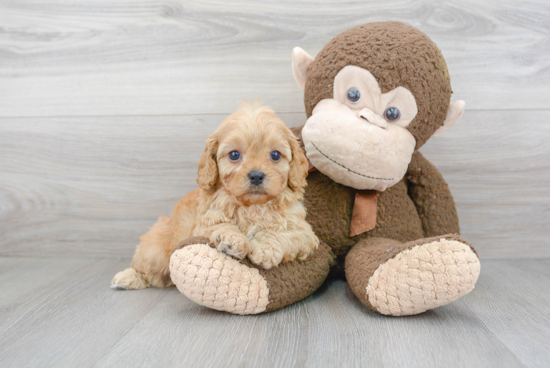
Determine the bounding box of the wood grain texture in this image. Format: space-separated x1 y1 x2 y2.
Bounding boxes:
0 0 549 117
0 257 549 367
422 109 550 258
461 259 550 367
1 2 549 366
1 110 548 258
0 113 304 257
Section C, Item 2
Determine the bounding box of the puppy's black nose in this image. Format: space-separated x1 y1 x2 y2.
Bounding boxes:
248 171 265 186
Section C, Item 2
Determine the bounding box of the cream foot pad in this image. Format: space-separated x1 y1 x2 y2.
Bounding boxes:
366 239 481 316
170 243 269 315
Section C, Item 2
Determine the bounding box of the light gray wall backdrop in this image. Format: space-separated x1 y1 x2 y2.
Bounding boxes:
1 0 548 259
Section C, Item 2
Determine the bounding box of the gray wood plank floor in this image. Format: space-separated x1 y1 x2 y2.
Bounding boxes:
0 257 548 368
1 0 550 367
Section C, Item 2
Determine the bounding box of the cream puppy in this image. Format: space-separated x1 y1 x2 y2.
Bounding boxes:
111 103 318 290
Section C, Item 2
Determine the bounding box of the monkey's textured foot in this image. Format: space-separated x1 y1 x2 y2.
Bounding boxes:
170 243 269 315
169 241 334 314
346 235 480 316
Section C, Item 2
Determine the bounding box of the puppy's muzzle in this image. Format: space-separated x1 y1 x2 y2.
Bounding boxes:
248 171 265 186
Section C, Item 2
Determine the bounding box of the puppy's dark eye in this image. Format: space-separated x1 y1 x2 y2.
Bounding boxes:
347 87 361 104
228 151 241 162
270 151 281 162
384 107 400 121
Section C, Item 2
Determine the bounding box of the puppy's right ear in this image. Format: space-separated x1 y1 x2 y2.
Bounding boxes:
287 132 309 194
197 136 219 192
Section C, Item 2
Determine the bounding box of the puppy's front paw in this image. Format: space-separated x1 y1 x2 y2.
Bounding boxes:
211 230 249 259
248 242 283 269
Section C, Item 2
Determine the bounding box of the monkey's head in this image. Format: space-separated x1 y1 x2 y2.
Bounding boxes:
292 22 465 191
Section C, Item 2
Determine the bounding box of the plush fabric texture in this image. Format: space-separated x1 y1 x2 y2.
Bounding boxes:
291 125 461 263
175 236 215 251
170 237 334 313
170 242 270 315
169 22 479 316
349 191 379 237
406 151 460 237
292 47 314 90
344 234 479 315
332 66 419 129
301 99 417 191
366 238 480 316
433 100 465 137
257 241 334 312
304 21 452 149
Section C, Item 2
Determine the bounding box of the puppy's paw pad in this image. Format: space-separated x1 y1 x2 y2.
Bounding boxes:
212 232 249 259
248 245 281 269
111 268 148 290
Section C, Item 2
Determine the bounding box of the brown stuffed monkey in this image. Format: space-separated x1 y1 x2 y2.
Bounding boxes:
170 22 480 316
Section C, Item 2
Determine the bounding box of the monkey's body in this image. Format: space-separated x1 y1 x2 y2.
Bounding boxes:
170 22 481 316
300 151 479 315
305 153 452 267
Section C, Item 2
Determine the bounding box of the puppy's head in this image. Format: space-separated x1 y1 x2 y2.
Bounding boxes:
197 103 309 206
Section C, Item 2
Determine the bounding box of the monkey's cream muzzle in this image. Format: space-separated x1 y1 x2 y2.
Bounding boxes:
358 108 388 129
302 99 416 192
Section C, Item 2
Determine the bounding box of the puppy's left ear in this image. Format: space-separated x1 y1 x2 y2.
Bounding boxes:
197 136 219 192
287 133 309 193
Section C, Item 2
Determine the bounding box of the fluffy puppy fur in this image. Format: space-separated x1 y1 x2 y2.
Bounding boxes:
111 103 319 290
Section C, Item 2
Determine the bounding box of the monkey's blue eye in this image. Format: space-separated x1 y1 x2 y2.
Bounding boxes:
347 87 361 104
384 107 400 121
270 151 281 162
228 151 240 161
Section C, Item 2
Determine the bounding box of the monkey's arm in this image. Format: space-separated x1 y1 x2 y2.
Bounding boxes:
406 151 460 237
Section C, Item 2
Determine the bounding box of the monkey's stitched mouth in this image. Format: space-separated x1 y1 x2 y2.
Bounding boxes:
310 141 394 181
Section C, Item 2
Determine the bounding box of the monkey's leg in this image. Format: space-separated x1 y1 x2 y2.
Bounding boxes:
169 237 335 315
345 234 480 316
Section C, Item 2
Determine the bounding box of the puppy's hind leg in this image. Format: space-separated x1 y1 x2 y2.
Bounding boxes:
111 189 200 290
111 216 174 290
111 268 149 290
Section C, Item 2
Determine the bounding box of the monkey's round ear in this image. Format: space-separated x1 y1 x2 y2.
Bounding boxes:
292 47 314 90
432 100 466 138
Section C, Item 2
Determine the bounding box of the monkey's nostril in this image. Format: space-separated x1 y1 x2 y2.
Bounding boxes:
248 171 265 186
358 108 388 129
